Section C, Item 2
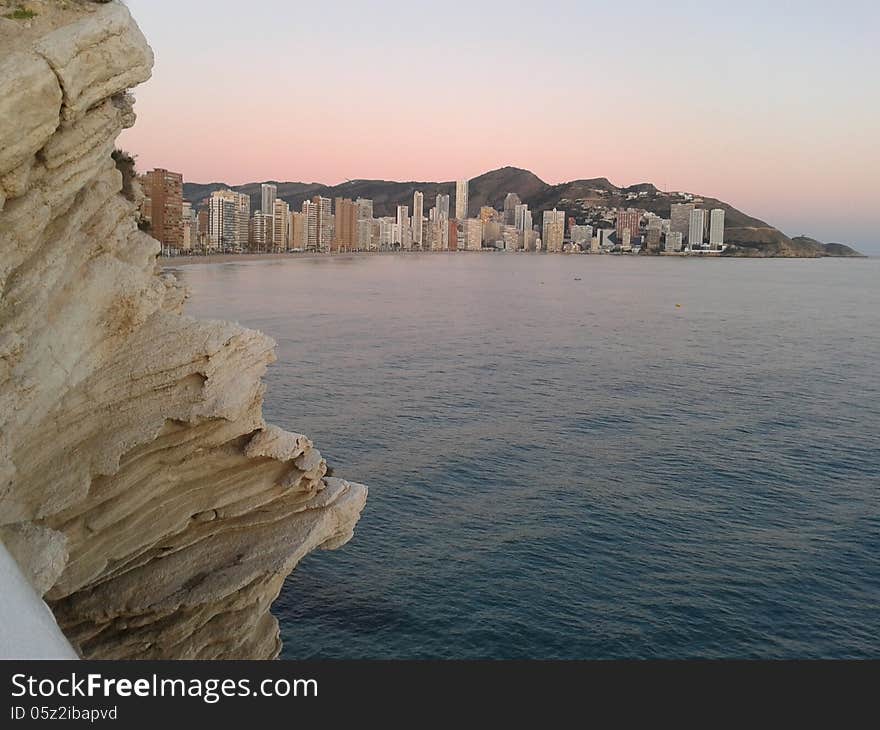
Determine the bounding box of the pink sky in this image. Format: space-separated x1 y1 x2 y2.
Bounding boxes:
120 0 879 252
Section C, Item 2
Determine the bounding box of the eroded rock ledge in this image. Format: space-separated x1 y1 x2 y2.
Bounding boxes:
0 1 367 659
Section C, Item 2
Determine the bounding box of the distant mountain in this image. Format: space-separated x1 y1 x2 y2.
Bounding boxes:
183 167 862 257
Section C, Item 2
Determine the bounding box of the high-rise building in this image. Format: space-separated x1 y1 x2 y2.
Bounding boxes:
310 196 333 250
235 193 250 250
378 218 395 249
670 202 695 238
140 168 183 249
542 209 566 252
616 209 642 242
413 191 424 247
356 219 372 251
355 197 373 221
688 209 705 249
435 194 450 220
482 220 501 247
514 203 530 231
302 200 318 251
503 193 521 225
249 211 271 251
666 231 683 252
448 219 459 251
180 201 197 251
709 209 725 249
502 226 519 251
271 198 290 252
464 219 482 251
334 197 357 251
261 183 277 216
455 179 469 220
290 211 306 250
396 205 409 248
208 189 248 252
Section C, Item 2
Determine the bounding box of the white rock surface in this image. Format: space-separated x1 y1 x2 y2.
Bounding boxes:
0 1 366 660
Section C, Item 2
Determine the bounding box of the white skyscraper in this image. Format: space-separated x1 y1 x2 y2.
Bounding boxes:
436 193 450 220
688 209 705 250
709 209 725 250
514 203 530 231
455 179 469 220
261 183 277 216
413 191 424 246
209 189 249 252
396 205 409 248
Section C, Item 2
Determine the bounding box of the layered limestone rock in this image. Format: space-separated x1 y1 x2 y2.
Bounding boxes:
0 1 367 659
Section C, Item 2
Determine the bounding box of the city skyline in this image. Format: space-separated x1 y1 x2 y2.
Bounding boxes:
141 164 731 256
120 0 879 253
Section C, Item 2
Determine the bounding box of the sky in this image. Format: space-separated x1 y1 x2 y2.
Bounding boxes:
120 0 880 253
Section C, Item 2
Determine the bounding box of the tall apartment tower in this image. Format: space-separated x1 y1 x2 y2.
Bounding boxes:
271 198 290 251
542 208 566 252
688 209 705 249
261 183 277 216
311 196 333 250
514 203 530 231
140 168 184 249
334 198 357 251
396 205 410 248
235 193 250 250
355 197 374 221
249 211 271 251
290 211 306 250
503 193 522 225
455 179 469 220
670 202 695 238
302 200 318 250
709 209 725 249
413 191 424 246
208 192 233 251
464 219 482 251
435 194 450 220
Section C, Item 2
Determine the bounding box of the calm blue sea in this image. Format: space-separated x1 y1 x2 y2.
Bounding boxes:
175 254 880 659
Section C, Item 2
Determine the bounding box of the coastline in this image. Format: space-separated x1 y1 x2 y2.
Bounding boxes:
159 249 868 267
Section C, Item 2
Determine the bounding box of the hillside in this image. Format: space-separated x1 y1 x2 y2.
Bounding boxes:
183 167 862 257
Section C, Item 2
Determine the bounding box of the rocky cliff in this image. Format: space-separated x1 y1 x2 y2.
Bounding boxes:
0 0 367 659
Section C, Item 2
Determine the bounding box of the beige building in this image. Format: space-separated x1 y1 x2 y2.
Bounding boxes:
271 198 290 251
464 219 482 251
334 197 357 251
542 208 565 252
290 211 306 250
